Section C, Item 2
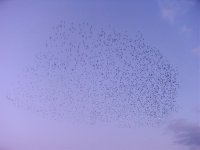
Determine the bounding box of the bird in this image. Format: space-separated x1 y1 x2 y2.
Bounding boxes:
6 21 179 127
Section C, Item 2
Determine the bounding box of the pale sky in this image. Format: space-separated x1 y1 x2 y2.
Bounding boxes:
0 0 199 150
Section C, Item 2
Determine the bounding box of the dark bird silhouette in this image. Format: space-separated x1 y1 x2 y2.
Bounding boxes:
6 21 179 127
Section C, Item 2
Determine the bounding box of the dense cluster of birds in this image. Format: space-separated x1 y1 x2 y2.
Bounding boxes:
6 21 179 126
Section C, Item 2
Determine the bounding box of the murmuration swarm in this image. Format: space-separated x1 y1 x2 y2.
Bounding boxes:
6 21 179 126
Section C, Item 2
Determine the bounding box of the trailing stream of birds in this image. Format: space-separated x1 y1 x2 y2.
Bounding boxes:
6 21 179 126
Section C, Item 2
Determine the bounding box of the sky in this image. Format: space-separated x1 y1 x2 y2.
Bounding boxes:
0 0 199 150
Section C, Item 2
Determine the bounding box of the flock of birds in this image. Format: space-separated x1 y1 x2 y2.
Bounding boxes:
6 21 179 126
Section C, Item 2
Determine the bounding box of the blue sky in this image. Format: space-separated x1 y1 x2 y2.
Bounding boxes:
0 0 199 150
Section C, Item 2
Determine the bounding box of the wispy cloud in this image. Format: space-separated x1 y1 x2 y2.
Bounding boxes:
193 46 200 57
168 119 200 150
181 25 192 34
158 0 200 55
158 0 196 24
